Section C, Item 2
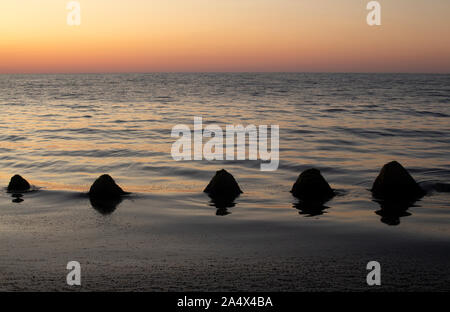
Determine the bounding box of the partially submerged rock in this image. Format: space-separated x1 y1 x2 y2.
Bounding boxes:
88 174 127 200
204 169 243 200
291 168 335 202
371 161 425 200
7 175 31 192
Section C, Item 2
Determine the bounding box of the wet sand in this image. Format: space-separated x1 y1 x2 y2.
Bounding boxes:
0 189 448 291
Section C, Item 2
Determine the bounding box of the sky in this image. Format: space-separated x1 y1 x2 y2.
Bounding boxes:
0 0 449 73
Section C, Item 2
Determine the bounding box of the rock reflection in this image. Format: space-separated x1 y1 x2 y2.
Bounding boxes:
207 196 237 216
374 200 416 226
293 200 329 217
90 196 123 215
11 193 24 203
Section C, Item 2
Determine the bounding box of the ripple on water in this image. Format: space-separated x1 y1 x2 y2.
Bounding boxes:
0 73 448 233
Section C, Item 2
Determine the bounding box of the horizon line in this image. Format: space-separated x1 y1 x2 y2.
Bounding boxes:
1 71 449 75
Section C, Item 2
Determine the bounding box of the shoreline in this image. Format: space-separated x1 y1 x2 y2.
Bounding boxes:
1 189 449 291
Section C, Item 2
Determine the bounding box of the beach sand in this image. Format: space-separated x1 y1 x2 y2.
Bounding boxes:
0 189 448 291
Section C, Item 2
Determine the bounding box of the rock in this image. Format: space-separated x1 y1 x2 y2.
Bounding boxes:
88 174 127 199
204 169 243 200
290 168 334 201
371 161 425 200
7 175 31 192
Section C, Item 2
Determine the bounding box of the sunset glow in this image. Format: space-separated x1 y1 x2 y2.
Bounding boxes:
1 0 449 73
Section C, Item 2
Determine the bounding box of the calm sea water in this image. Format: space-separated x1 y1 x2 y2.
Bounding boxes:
0 73 449 226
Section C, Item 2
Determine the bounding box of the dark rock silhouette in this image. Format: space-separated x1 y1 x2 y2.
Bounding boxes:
88 175 128 215
88 174 127 199
7 175 30 192
291 168 335 202
371 161 425 200
204 169 242 216
374 200 414 226
204 169 243 200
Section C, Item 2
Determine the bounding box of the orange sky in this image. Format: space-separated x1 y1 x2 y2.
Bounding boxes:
0 0 449 73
